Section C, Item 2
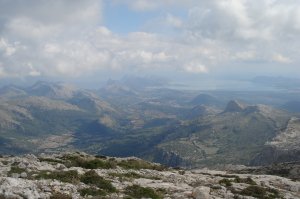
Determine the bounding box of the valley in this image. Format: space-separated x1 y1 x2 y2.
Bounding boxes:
0 79 299 169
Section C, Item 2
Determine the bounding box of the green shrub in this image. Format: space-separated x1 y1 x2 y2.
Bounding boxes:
234 177 257 185
240 185 266 198
81 159 116 169
79 188 106 197
39 158 65 164
8 166 26 175
1 161 9 165
35 170 79 183
124 185 162 199
109 172 161 181
219 178 232 187
109 172 142 179
214 174 239 178
63 155 116 169
239 185 281 199
117 159 165 171
95 155 107 159
50 193 72 199
80 170 116 193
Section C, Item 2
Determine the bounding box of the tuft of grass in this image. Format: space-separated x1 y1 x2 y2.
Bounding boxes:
109 172 161 181
63 155 116 169
95 155 107 159
1 161 9 165
39 158 65 164
80 170 116 193
214 174 239 178
239 185 281 199
234 176 257 185
178 170 185 175
8 166 26 175
50 193 72 199
117 159 165 171
35 170 79 183
79 188 106 197
219 178 232 187
109 172 142 179
124 185 162 199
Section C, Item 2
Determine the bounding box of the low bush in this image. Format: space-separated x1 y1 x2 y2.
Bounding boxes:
8 166 26 175
79 188 106 197
117 159 165 171
80 170 116 193
63 155 116 169
124 185 162 199
35 170 79 183
219 178 232 187
50 193 72 199
109 172 161 181
234 177 257 185
109 172 142 179
39 158 65 164
240 185 281 199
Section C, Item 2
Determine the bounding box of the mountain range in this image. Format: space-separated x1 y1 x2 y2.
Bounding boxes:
0 79 299 169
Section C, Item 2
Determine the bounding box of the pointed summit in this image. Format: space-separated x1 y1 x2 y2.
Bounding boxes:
224 100 244 113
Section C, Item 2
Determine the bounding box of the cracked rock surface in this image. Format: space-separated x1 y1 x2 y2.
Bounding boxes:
0 152 299 199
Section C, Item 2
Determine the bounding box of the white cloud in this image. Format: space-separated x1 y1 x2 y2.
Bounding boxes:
0 0 299 80
272 54 292 64
232 51 256 61
0 0 102 26
111 0 199 11
6 17 61 40
0 38 17 56
184 62 208 74
165 14 183 28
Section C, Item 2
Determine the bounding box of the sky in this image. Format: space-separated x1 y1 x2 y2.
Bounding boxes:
0 0 299 86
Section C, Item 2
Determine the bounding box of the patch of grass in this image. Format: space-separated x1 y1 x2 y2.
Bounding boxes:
63 155 116 169
178 170 185 175
50 193 72 199
109 172 142 179
234 176 257 185
214 174 239 178
35 170 79 183
11 161 20 166
80 159 116 169
109 172 161 180
80 170 116 193
1 161 9 165
239 185 281 199
124 185 162 199
8 166 26 175
210 185 223 190
95 155 107 159
117 159 165 171
219 178 232 187
267 169 290 177
39 157 65 164
79 188 106 197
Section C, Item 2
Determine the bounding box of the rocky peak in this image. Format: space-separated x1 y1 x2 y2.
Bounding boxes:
224 100 245 113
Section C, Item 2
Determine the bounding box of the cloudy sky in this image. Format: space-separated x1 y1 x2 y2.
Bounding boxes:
0 0 299 86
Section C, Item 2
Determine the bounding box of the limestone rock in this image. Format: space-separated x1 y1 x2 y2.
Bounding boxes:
192 186 211 199
0 152 299 199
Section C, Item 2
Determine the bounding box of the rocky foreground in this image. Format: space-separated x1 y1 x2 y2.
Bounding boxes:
0 152 299 199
